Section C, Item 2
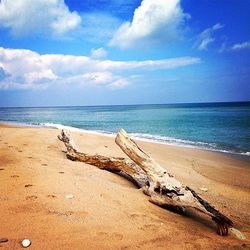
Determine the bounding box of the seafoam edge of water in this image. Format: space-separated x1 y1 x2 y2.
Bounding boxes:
1 121 250 158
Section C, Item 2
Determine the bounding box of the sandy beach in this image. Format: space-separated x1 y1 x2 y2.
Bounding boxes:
0 124 250 249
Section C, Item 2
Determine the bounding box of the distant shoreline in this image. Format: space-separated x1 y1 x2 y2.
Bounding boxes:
1 121 249 163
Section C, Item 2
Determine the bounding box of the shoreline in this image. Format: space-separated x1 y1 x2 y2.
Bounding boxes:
0 124 250 249
1 121 249 162
1 123 250 188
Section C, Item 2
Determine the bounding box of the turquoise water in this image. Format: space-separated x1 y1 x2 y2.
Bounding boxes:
0 102 249 156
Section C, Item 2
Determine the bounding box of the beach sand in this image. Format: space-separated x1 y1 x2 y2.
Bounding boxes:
0 124 250 249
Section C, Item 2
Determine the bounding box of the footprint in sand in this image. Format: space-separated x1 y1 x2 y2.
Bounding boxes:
11 175 19 178
18 150 23 153
112 233 123 240
0 168 4 171
26 195 38 200
47 194 57 199
59 171 64 174
0 238 8 243
130 213 143 219
41 163 48 166
24 184 33 188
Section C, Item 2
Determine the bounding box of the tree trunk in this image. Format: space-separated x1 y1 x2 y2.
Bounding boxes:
58 129 233 236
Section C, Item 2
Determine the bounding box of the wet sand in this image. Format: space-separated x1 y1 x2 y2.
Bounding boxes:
0 124 250 249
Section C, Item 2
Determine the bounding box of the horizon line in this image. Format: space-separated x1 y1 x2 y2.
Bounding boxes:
0 100 250 109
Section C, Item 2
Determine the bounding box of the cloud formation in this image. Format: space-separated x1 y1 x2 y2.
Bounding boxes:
109 0 188 48
90 48 107 59
231 41 250 51
0 0 81 37
0 66 10 81
196 23 224 51
79 71 130 89
0 47 200 89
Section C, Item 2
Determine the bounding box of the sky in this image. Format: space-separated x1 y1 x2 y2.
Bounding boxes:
0 0 249 107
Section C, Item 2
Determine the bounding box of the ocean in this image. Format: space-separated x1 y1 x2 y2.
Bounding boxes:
0 102 249 157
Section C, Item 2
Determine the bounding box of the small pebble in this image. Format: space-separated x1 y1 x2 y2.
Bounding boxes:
65 194 74 199
21 239 31 248
199 187 208 192
229 227 246 240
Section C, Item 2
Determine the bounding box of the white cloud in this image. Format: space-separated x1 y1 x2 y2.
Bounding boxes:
109 0 189 48
196 23 224 51
108 78 129 89
0 66 10 81
218 39 228 53
82 71 118 85
90 48 107 59
231 41 250 51
0 47 200 89
0 0 81 37
78 72 130 89
97 57 200 71
24 69 57 84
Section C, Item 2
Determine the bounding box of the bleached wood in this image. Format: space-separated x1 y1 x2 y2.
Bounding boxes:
58 129 233 236
58 130 149 188
115 129 233 236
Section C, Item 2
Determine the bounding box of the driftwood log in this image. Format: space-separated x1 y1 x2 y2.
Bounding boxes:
58 129 233 236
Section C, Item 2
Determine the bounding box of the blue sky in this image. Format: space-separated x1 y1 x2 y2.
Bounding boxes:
0 0 249 107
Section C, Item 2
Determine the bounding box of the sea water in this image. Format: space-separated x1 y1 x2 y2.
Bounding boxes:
0 102 249 156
